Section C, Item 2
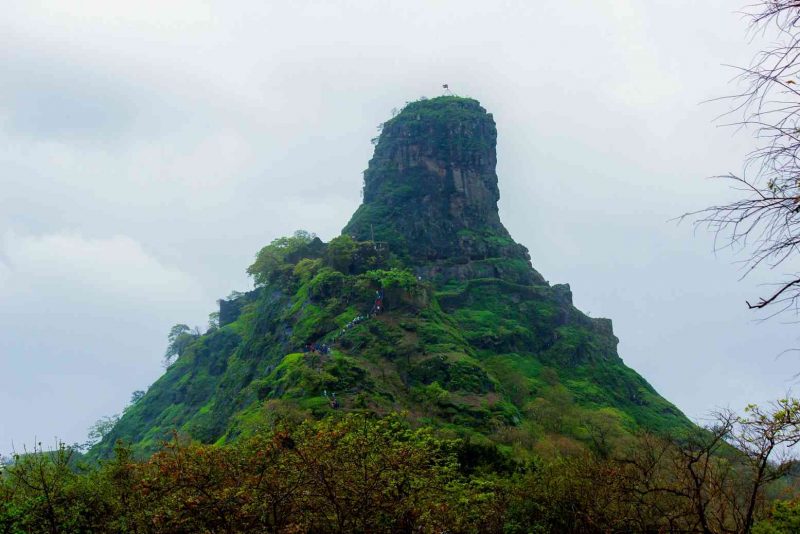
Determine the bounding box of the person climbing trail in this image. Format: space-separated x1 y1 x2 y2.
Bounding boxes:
372 288 385 314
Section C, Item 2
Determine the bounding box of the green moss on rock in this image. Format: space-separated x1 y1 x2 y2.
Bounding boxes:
90 96 692 461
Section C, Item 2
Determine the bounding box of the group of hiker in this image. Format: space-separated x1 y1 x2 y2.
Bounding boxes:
339 314 368 335
323 389 339 409
298 287 387 411
302 342 331 355
371 288 385 314
332 288 386 339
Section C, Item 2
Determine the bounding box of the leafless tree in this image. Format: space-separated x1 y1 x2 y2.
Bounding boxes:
691 2 800 316
618 399 800 533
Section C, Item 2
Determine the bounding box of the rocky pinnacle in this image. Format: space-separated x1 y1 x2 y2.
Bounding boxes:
344 96 540 284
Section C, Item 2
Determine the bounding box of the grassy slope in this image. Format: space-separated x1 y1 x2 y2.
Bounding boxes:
93 247 690 460
94 97 690 459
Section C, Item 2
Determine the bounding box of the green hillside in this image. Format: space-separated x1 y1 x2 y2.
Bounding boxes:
92 96 690 459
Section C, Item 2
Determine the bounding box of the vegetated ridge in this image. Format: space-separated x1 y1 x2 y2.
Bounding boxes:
93 96 690 459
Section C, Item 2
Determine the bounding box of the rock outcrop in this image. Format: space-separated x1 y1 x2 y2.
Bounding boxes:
91 95 691 460
344 97 542 284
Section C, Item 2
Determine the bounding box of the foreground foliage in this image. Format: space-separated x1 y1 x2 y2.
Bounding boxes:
2 410 798 533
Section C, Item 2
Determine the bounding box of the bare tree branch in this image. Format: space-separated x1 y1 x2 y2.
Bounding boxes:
689 1 800 316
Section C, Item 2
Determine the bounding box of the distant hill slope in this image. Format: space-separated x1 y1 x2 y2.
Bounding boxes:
93 96 690 459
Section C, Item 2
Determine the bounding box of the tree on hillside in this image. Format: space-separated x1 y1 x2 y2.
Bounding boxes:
163 323 198 367
207 311 220 331
693 2 800 316
247 230 318 286
87 414 120 447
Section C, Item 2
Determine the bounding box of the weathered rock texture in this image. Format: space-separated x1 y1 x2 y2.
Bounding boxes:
344 97 541 284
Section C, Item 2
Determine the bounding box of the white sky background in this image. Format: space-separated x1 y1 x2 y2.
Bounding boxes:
2 0 797 452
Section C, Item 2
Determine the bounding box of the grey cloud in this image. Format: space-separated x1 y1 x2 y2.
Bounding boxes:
2 0 795 451
0 48 147 140
0 231 210 450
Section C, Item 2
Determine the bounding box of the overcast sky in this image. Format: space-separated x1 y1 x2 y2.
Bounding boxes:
2 0 798 453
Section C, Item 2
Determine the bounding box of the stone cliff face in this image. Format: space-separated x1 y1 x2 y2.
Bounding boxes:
343 97 540 284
